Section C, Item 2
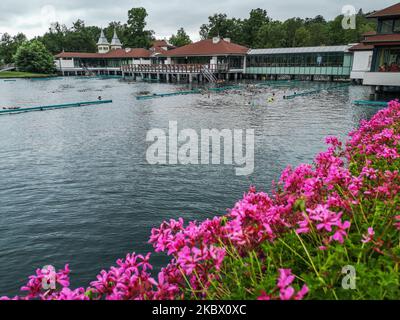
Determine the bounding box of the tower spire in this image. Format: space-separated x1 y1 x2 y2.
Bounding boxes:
110 29 122 50
97 29 110 53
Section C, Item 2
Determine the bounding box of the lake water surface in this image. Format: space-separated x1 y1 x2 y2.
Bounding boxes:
0 77 376 296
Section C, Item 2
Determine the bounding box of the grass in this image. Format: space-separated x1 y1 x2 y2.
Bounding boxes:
0 71 56 79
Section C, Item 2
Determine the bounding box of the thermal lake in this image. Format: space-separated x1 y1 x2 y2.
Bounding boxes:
0 77 377 296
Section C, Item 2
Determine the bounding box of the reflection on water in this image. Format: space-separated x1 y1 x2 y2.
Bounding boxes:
0 78 377 295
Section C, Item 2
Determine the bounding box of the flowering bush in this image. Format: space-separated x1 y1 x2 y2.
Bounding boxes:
2 100 400 300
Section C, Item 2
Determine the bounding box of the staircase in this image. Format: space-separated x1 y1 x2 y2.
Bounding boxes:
201 65 218 83
82 64 96 76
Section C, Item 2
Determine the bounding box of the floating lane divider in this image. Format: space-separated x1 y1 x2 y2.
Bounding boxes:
256 80 301 87
0 100 113 116
284 83 351 99
208 85 243 92
136 89 202 100
30 77 62 81
3 79 17 82
353 100 388 107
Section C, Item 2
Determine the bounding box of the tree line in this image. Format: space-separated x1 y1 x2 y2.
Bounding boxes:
0 7 376 73
199 8 376 48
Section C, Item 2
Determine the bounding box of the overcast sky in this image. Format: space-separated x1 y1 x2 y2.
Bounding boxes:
0 0 396 41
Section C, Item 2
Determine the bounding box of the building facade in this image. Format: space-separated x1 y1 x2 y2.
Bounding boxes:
358 3 400 92
121 37 249 82
349 32 374 83
54 29 151 76
246 46 353 80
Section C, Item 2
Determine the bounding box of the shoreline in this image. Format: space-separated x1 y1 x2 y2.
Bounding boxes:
0 71 57 79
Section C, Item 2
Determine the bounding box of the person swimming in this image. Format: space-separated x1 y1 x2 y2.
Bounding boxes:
267 93 276 103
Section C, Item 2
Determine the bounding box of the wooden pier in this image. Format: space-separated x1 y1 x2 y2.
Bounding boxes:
121 63 244 83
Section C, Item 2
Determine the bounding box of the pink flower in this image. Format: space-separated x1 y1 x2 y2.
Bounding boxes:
280 286 295 300
395 216 400 231
277 269 295 289
295 285 309 300
307 205 342 232
362 227 375 244
331 220 351 244
257 291 271 300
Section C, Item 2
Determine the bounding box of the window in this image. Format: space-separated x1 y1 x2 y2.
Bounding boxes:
376 47 400 72
394 19 400 33
380 20 394 34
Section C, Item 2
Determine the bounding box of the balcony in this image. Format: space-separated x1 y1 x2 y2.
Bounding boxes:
363 72 400 86
121 64 229 74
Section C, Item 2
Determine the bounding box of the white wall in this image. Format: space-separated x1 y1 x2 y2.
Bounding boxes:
363 72 400 87
350 51 373 80
132 58 151 65
55 58 75 70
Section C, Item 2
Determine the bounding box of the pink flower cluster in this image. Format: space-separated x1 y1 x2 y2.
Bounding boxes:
2 100 400 301
258 269 309 300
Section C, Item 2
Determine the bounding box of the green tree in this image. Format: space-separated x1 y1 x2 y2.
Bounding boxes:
282 18 305 47
0 33 27 64
37 20 100 54
256 21 286 48
306 21 329 46
294 26 312 47
169 28 192 47
104 21 126 45
199 14 243 43
14 40 56 74
125 7 154 48
37 22 68 54
241 9 270 47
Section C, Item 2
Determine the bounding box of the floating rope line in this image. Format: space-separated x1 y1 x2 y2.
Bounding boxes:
0 100 113 116
283 83 351 99
353 100 389 107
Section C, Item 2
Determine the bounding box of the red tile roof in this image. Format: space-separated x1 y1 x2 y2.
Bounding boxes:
348 43 374 51
363 33 400 44
362 31 377 37
152 40 174 48
163 39 249 57
368 3 400 18
55 48 151 59
150 46 168 56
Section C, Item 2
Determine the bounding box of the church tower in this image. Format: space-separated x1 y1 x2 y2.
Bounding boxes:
97 29 110 54
110 29 122 50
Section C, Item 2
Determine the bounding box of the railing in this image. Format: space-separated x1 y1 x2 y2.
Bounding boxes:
0 63 16 72
201 65 218 83
121 64 229 74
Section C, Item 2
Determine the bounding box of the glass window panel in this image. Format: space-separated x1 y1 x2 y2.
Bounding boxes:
380 20 393 33
394 19 400 33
